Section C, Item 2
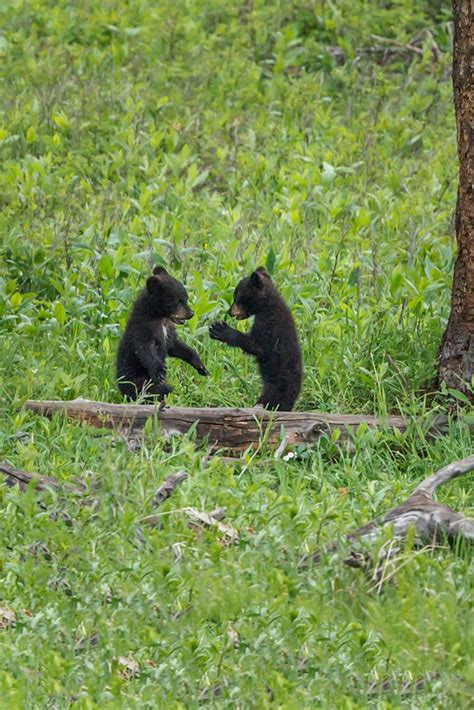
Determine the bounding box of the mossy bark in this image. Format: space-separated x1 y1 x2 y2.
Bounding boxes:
438 0 474 397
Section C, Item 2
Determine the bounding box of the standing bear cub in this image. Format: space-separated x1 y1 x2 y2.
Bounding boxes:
117 266 208 401
209 267 302 411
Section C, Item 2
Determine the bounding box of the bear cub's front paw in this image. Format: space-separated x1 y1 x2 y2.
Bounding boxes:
155 367 167 385
209 321 233 343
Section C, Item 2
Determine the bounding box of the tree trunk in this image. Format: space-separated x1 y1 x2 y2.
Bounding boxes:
437 0 474 397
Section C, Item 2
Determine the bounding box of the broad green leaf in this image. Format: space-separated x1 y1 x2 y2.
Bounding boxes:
98 254 114 279
447 388 471 405
266 246 276 274
53 301 66 325
52 112 69 129
10 292 22 307
26 126 37 143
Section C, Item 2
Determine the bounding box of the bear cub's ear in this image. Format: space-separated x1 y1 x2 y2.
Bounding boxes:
152 265 168 277
146 275 162 294
250 266 270 289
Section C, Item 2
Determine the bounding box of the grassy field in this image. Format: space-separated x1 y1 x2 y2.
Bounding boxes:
0 0 472 706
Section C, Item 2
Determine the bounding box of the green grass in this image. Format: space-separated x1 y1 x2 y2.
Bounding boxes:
0 0 472 706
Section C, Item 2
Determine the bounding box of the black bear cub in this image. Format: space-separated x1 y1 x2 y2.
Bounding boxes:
117 266 208 401
209 267 302 411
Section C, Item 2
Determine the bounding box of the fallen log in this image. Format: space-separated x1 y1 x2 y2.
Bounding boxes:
0 462 84 494
152 471 189 506
300 454 474 587
24 399 453 452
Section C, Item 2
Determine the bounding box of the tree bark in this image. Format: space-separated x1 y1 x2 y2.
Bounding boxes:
438 0 474 397
23 398 453 452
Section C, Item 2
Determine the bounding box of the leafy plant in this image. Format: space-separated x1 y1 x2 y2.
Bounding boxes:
1 0 471 706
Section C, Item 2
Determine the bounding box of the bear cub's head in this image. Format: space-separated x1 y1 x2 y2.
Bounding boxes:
146 266 194 324
229 267 275 319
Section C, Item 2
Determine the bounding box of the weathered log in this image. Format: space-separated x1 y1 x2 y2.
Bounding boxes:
0 462 89 501
23 399 453 452
0 462 82 493
301 454 474 583
348 454 474 544
152 471 189 506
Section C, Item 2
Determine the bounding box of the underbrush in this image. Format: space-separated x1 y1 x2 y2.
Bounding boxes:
0 0 472 706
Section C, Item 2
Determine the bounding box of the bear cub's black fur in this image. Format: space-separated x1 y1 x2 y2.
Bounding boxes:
209 267 302 411
117 266 208 401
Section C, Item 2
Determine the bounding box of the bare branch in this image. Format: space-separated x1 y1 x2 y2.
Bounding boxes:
414 454 474 496
301 455 474 573
152 471 188 506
